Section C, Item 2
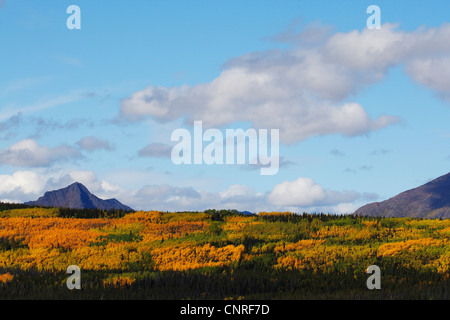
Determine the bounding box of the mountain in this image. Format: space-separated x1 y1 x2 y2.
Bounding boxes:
239 211 255 215
354 172 450 219
25 182 133 211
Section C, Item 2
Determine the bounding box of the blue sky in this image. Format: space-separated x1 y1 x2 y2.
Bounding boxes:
1 0 450 212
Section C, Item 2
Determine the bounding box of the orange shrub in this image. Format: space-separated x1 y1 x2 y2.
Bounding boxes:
103 276 136 288
0 273 13 283
142 221 208 242
377 238 446 257
151 244 245 271
28 228 100 250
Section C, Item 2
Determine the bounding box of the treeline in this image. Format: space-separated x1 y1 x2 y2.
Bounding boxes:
0 202 133 219
0 202 32 212
58 207 133 219
204 209 254 221
256 212 379 223
0 202 381 221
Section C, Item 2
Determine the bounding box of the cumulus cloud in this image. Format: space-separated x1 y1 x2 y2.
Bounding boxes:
120 76 398 144
218 184 265 207
405 57 450 101
117 24 408 143
76 136 113 152
0 171 45 201
0 139 82 167
138 143 172 158
120 23 450 143
268 177 359 207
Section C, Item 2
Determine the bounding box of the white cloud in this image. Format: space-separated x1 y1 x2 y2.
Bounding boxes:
128 178 362 213
323 203 362 215
0 139 81 167
219 184 256 199
120 73 398 144
127 185 198 211
0 170 129 205
0 171 45 201
321 23 405 72
405 57 450 101
268 177 359 208
120 23 450 144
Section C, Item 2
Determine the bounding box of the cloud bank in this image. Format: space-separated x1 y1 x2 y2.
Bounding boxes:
0 169 373 214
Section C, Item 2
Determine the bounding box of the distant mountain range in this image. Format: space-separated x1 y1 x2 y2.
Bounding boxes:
25 182 133 211
354 172 450 219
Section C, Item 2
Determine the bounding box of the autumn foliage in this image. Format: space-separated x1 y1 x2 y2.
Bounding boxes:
0 207 449 299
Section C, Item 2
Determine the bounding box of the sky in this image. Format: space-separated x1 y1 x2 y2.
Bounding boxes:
1 0 450 213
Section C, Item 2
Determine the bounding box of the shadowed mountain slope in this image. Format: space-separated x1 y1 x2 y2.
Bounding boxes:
354 172 450 219
25 182 133 211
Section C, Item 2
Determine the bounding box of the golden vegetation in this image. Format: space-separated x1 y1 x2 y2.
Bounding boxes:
151 244 245 271
0 208 449 299
0 273 13 283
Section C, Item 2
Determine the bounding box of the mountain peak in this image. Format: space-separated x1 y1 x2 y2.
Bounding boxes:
354 171 450 219
64 181 87 191
69 181 86 187
26 182 133 211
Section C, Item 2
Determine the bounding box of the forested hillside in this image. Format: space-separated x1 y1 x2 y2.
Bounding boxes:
0 207 449 299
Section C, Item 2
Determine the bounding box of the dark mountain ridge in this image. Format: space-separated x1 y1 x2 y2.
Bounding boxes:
354 172 450 219
25 182 133 211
